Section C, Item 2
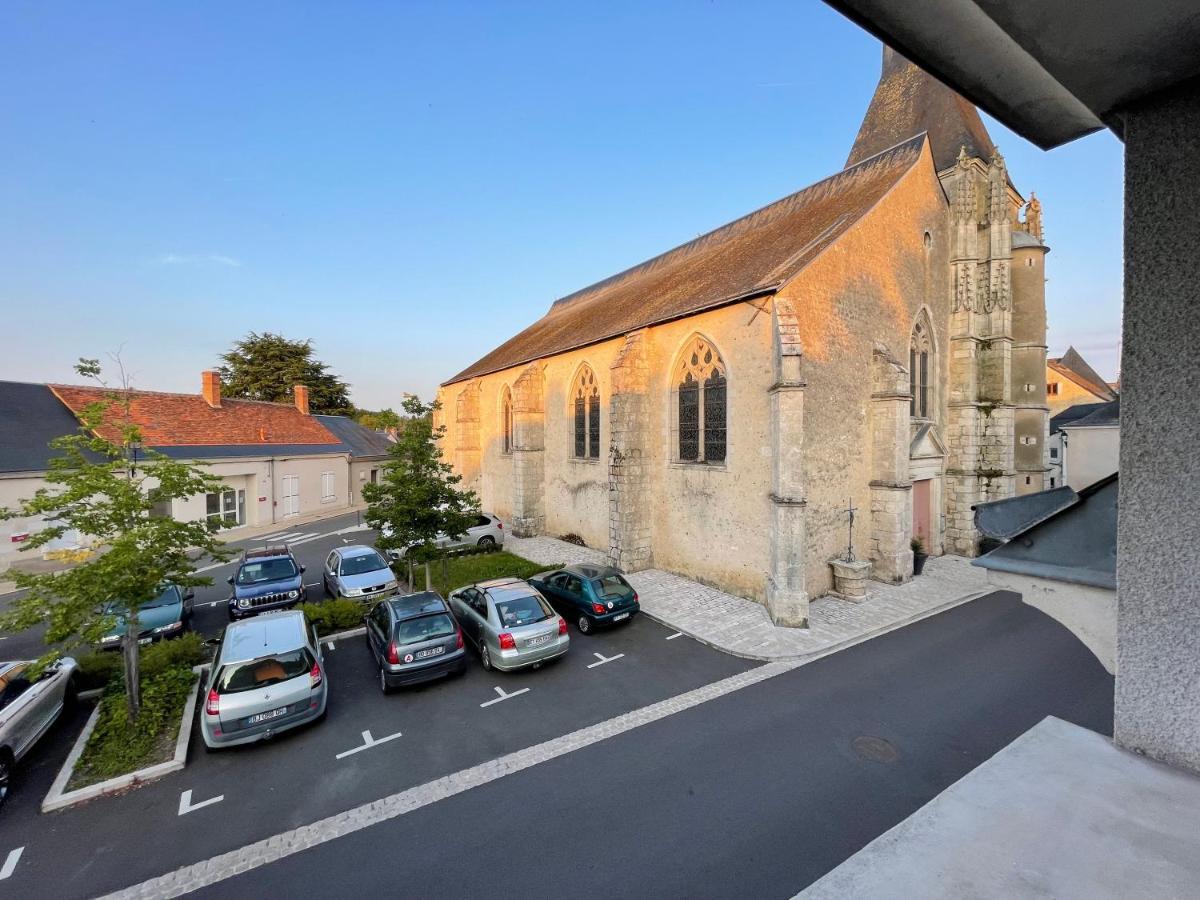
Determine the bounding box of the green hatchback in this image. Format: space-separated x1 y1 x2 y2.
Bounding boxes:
99 583 195 649
528 565 639 635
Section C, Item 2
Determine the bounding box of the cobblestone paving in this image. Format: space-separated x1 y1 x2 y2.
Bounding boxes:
508 535 991 661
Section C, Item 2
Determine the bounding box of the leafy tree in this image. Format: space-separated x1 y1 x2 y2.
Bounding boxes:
0 359 232 720
354 407 402 432
362 395 478 590
217 332 353 416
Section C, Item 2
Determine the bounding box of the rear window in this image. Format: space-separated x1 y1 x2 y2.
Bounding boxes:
395 613 457 646
593 574 633 599
237 558 298 585
494 593 553 628
217 648 314 694
340 551 389 577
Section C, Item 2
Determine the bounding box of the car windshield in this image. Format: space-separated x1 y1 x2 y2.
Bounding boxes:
592 574 633 599
236 558 298 585
493 592 553 628
217 648 314 694
141 585 180 609
395 613 457 646
340 551 389 577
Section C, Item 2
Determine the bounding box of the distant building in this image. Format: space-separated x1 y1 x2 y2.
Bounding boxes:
1046 346 1117 414
1049 399 1119 490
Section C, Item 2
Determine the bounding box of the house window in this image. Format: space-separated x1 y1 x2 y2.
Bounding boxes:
572 366 600 460
500 386 513 455
1047 382 1060 396
1050 476 1056 487
674 336 727 464
910 316 933 418
321 471 336 503
1050 447 1059 459
1026 476 1032 485
206 489 245 526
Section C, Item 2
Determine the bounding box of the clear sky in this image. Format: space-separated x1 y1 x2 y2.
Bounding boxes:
0 1 1125 409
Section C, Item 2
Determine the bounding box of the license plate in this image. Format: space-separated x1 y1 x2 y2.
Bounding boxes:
415 646 445 660
138 637 153 645
249 706 289 724
613 612 630 622
526 633 552 647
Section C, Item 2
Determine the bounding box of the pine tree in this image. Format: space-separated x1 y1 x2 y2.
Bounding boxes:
217 332 353 415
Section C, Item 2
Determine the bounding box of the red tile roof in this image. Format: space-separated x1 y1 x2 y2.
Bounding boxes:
1047 347 1118 402
444 134 928 385
49 384 341 447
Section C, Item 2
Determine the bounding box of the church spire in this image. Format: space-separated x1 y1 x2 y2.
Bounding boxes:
846 46 997 173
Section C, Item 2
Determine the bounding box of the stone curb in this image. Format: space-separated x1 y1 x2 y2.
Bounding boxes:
640 587 993 664
41 665 207 814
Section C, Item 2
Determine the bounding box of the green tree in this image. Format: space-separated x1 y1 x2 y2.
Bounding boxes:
217 332 353 415
354 407 402 432
0 359 232 720
362 395 478 590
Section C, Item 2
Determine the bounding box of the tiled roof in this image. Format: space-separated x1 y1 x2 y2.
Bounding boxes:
846 47 997 173
444 134 928 385
49 384 340 447
1048 346 1118 401
315 415 394 458
0 381 95 473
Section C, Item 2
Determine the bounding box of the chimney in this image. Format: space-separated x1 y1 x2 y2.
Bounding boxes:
293 384 310 416
202 370 222 408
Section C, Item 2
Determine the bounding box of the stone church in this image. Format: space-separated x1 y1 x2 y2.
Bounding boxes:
437 48 1050 627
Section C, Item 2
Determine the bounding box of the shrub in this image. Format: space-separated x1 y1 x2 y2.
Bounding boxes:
559 533 586 546
72 632 209 691
75 650 123 691
298 599 366 636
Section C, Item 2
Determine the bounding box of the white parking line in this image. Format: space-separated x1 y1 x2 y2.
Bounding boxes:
178 790 224 816
480 685 529 708
305 582 323 587
0 847 22 880
336 729 403 760
587 651 625 669
665 632 683 640
325 641 336 651
194 560 235 574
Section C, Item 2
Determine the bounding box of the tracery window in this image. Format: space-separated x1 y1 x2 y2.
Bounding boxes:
910 317 933 419
675 337 727 464
572 366 600 459
500 386 513 455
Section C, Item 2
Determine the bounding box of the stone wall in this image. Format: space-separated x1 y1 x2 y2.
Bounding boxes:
608 330 653 572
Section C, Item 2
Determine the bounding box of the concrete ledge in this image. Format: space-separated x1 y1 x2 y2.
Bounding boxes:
42 665 206 813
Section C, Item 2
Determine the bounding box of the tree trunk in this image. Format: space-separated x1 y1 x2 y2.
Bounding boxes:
123 616 141 721
424 561 432 591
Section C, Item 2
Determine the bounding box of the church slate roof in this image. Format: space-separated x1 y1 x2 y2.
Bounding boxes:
0 381 92 474
846 47 997 174
444 134 928 386
1048 346 1118 402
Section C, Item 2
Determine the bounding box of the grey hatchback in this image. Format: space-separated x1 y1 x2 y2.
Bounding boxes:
364 592 467 693
448 578 569 672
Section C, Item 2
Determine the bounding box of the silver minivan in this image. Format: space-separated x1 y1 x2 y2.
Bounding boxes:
200 611 327 750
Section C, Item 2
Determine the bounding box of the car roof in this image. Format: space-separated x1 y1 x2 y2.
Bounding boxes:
561 564 622 580
475 577 524 591
338 545 380 558
387 591 449 619
220 611 309 663
243 545 293 560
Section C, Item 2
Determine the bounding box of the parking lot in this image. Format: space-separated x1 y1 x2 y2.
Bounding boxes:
0 513 756 897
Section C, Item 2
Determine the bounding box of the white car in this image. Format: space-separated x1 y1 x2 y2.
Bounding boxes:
381 513 505 560
0 657 78 807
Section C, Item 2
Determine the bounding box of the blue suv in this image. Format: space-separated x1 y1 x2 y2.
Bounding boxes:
227 546 307 621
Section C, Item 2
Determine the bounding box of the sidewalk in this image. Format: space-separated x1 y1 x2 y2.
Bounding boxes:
507 534 990 662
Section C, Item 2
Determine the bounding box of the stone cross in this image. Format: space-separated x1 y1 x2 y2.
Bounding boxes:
843 497 858 562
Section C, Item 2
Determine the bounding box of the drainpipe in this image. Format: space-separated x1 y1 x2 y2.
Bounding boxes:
268 458 276 525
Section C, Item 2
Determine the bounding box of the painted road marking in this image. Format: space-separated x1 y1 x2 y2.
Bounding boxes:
178 790 224 816
325 641 336 651
336 729 403 760
480 685 529 708
204 601 224 608
587 651 625 669
665 632 683 640
194 560 235 574
283 533 328 548
0 847 23 880
305 581 323 587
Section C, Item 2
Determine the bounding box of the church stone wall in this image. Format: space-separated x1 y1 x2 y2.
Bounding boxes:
779 148 950 597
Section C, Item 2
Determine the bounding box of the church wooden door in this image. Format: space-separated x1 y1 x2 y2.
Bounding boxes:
913 479 932 547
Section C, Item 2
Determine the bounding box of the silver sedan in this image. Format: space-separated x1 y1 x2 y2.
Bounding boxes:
448 578 568 672
0 657 78 806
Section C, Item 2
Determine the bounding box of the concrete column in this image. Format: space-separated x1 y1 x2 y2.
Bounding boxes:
767 302 808 627
868 345 913 582
511 363 546 537
607 331 653 572
1114 81 1200 775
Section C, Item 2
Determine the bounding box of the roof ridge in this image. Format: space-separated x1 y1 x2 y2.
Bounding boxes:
49 382 307 410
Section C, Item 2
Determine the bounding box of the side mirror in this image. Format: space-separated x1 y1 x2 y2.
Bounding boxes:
184 589 195 602
204 637 220 647
226 576 234 585
300 565 307 574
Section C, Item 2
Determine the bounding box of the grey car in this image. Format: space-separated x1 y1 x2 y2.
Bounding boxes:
200 611 327 750
322 545 398 600
0 657 78 806
365 591 467 693
448 578 569 672
383 512 505 560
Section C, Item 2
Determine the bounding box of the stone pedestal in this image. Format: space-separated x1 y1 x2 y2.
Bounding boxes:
830 558 872 602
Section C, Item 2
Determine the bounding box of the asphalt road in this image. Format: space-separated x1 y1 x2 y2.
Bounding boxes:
193 592 1114 900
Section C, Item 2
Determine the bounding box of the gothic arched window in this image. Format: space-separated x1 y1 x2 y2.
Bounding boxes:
500 386 513 455
675 336 727 463
910 316 933 419
572 366 600 459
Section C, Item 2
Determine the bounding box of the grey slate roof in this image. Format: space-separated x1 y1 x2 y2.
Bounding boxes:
1050 401 1109 434
1063 398 1120 429
314 415 393 458
973 474 1118 589
0 381 87 474
973 485 1079 541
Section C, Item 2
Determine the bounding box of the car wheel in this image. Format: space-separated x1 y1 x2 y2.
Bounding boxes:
0 750 12 808
379 666 394 695
577 614 594 635
477 536 496 550
323 579 333 600
480 644 493 671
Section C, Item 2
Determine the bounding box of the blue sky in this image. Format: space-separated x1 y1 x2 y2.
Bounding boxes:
0 1 1124 409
